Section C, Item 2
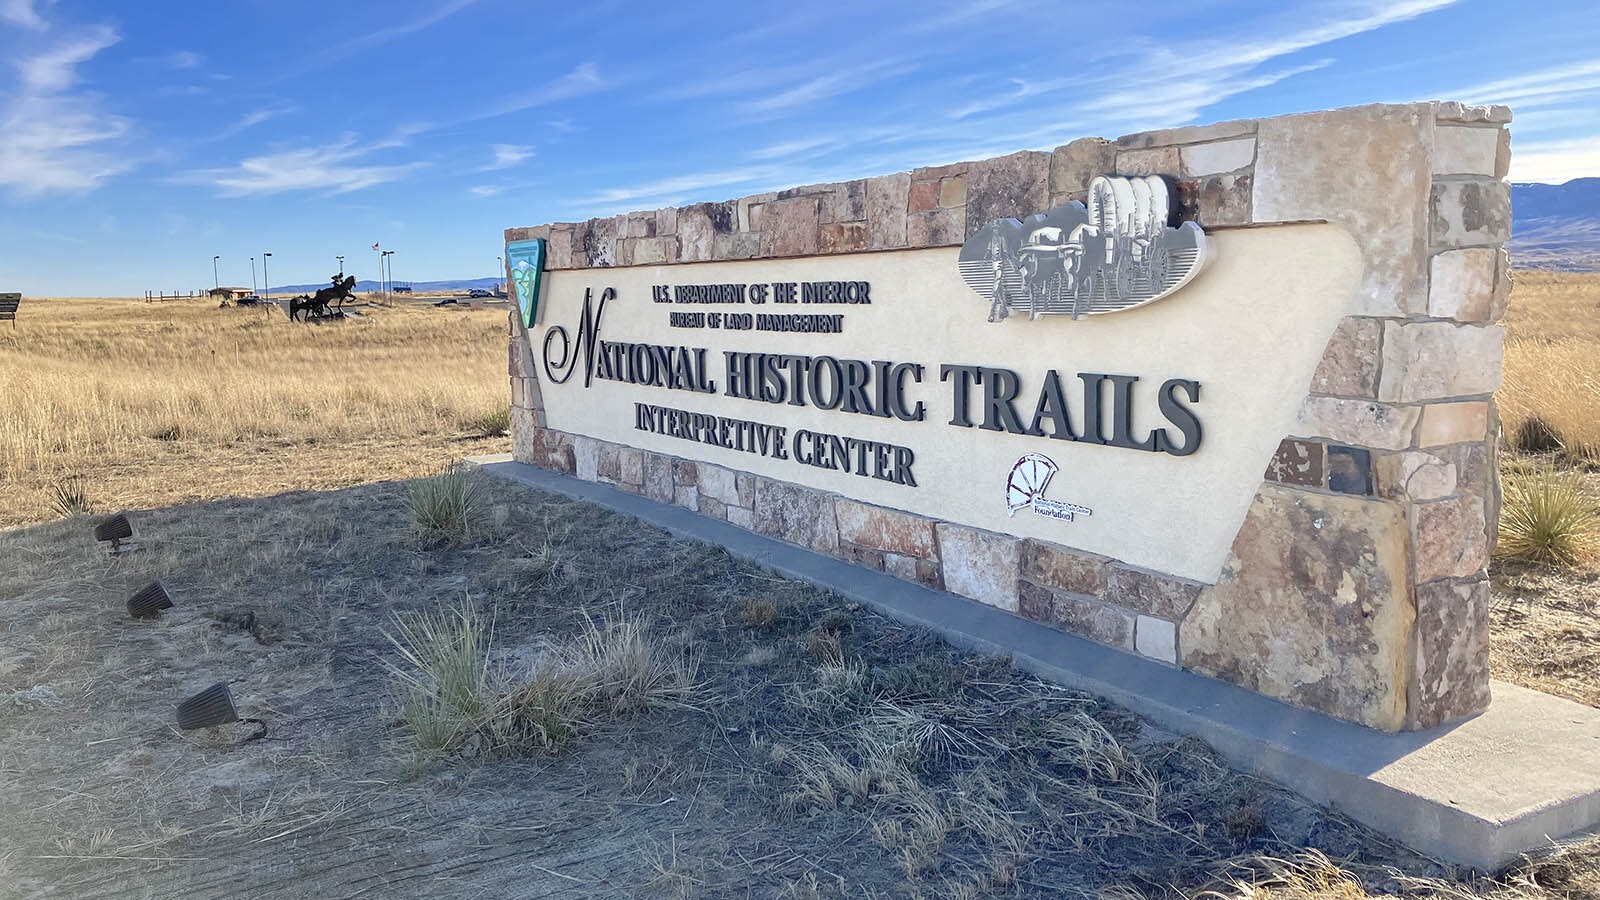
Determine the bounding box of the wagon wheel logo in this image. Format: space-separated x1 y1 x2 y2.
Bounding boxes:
1006 453 1093 523
1007 453 1058 515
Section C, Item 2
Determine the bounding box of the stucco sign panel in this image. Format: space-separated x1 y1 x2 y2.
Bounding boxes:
525 223 1361 583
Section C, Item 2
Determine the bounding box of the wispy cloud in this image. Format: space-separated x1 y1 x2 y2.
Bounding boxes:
903 0 1026 33
210 103 297 141
1448 59 1600 107
656 61 808 102
200 135 425 196
1073 0 1454 128
469 185 502 197
1510 137 1600 184
584 167 769 208
347 0 477 54
473 61 606 122
0 0 44 29
278 0 480 80
742 58 918 116
138 49 203 69
0 18 134 197
749 137 840 161
17 24 118 91
0 94 133 196
483 144 533 171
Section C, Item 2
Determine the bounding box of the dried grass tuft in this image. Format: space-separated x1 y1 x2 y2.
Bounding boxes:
386 597 698 758
406 465 486 544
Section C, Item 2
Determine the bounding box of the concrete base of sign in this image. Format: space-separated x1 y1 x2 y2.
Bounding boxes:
467 452 1600 871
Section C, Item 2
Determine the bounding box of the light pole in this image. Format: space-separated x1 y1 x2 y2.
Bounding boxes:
262 252 272 302
497 256 502 292
212 255 220 293
251 257 257 295
382 250 395 293
336 255 344 278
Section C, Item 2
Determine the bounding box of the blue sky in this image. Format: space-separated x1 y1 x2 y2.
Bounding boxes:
1 0 1597 295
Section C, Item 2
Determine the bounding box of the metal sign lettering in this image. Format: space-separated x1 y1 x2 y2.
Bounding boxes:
958 175 1210 321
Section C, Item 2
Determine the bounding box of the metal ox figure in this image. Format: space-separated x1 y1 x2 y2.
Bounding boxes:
957 175 1211 321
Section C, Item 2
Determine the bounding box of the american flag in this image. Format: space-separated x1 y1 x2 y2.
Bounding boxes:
371 242 380 251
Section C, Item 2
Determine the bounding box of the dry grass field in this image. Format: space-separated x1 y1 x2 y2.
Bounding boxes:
1488 272 1600 708
0 297 510 528
2 281 1600 898
1498 271 1600 461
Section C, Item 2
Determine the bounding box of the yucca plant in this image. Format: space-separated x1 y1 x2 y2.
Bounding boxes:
406 465 485 543
1497 464 1599 567
46 476 93 518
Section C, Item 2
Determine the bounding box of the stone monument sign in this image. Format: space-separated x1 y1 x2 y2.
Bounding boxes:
504 102 1511 733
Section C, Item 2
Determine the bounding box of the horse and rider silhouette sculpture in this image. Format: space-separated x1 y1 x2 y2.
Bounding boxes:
288 275 357 321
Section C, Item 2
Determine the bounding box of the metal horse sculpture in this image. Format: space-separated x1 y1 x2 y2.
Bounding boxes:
289 275 357 321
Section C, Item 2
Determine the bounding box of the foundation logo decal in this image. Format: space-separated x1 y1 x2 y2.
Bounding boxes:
959 175 1210 322
1006 453 1092 522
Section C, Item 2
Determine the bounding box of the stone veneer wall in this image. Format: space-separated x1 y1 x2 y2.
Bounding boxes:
505 101 1511 733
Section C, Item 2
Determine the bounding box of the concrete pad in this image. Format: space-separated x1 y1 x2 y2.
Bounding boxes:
466 453 1600 870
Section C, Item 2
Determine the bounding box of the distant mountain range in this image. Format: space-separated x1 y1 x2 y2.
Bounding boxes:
1511 179 1600 271
265 277 502 294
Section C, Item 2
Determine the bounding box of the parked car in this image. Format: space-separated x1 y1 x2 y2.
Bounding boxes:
392 285 412 294
467 288 491 298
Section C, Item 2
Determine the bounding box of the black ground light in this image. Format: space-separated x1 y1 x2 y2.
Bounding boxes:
127 582 173 619
94 512 135 554
175 682 266 739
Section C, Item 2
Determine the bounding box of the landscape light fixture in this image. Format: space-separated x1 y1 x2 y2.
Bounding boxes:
127 582 173 619
93 512 134 554
262 252 272 302
176 681 237 727
176 682 267 738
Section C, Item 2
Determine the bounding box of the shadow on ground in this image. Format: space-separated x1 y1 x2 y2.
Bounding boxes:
0 477 1574 899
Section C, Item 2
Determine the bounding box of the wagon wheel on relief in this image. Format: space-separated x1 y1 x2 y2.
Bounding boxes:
1073 265 1096 316
1006 453 1059 515
1148 241 1171 293
1112 246 1135 303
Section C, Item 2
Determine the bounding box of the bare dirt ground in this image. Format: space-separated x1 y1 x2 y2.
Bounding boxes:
3 475 1598 900
1491 550 1600 708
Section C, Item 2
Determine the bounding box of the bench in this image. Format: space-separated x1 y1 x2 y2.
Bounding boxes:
0 293 18 328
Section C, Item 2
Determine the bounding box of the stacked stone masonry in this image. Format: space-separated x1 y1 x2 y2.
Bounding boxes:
506 102 1511 733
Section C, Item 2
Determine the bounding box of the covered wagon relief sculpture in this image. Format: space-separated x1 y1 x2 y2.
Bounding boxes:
959 174 1210 321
